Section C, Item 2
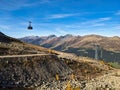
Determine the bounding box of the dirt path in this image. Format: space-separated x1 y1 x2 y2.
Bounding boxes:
0 54 51 58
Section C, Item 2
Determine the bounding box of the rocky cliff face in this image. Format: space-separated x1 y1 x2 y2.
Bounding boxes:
0 55 72 88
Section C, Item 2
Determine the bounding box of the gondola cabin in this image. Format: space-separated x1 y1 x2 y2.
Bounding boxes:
28 21 33 30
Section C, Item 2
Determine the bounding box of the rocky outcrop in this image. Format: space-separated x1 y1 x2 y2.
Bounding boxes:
0 55 72 88
84 70 120 90
37 70 120 90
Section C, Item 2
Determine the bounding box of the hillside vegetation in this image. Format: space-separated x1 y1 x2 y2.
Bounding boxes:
109 62 120 69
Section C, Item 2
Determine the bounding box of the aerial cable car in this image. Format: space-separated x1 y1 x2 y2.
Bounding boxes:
27 21 33 30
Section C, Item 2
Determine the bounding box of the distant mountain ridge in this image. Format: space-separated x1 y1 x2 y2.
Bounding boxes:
20 34 120 62
20 34 120 52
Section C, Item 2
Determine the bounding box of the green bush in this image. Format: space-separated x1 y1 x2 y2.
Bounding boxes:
108 62 120 69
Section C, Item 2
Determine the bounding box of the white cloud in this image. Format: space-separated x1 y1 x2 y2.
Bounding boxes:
99 17 111 21
63 17 110 30
0 0 26 10
0 25 11 30
81 17 111 25
46 13 78 19
113 25 120 30
55 27 67 34
91 23 105 27
115 10 120 15
0 0 50 11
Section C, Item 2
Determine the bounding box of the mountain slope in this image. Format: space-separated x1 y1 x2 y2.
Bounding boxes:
20 34 120 62
0 32 72 88
0 32 53 55
0 32 118 90
20 34 120 51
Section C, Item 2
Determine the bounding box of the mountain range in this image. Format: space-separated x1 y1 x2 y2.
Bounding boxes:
0 31 119 89
20 34 120 63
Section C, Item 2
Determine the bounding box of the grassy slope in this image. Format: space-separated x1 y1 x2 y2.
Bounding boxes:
108 62 120 69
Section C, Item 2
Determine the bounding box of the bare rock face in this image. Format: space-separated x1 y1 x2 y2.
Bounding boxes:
0 55 72 88
84 70 120 90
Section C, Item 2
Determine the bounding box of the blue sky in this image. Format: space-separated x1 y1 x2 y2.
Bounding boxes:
0 0 120 38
